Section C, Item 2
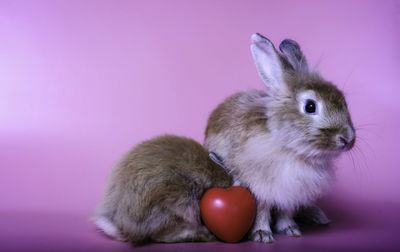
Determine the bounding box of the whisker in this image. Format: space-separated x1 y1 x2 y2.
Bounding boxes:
355 126 380 137
353 144 371 173
341 64 358 92
312 53 326 73
354 136 376 160
348 149 357 173
355 122 379 128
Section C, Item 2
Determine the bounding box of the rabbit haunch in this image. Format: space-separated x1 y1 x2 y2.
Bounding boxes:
94 135 232 243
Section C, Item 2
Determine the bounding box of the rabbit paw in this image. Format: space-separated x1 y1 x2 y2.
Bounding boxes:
278 225 301 237
249 229 274 243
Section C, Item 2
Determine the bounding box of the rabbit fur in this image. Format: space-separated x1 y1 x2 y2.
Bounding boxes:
94 33 355 245
204 33 355 242
94 135 232 243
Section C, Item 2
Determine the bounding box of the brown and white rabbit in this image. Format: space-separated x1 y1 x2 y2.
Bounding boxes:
204 33 355 243
94 135 232 243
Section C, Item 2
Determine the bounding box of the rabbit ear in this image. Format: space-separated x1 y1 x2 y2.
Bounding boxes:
279 39 309 73
250 33 286 92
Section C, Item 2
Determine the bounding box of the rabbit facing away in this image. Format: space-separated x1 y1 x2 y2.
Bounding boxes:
94 135 232 244
204 33 355 243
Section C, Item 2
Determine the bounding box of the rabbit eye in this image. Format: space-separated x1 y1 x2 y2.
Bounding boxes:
305 99 317 114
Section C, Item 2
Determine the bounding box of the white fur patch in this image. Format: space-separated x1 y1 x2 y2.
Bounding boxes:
236 133 333 211
94 216 121 239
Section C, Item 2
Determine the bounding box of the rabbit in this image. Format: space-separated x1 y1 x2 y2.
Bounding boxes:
94 135 232 244
204 33 355 243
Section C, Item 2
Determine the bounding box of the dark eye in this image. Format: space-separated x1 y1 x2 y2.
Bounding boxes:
305 99 317 114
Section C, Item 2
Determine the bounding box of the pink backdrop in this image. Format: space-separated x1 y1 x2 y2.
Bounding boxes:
0 0 399 219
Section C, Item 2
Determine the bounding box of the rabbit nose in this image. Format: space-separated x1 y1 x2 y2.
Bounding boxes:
338 136 348 146
336 134 355 150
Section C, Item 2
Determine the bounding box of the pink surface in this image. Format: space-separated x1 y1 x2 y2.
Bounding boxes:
0 0 399 251
1 198 400 252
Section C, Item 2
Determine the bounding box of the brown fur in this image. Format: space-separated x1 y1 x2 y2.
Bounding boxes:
96 135 232 244
206 90 268 137
205 90 270 165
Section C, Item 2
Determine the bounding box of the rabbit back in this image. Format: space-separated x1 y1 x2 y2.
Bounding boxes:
205 90 268 163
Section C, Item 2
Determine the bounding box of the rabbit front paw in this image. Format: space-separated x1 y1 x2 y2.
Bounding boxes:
249 229 274 243
277 225 302 237
275 210 302 237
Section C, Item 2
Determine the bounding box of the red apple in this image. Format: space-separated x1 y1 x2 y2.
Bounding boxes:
200 186 256 243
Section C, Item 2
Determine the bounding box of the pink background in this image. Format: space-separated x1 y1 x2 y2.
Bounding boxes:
0 1 399 251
